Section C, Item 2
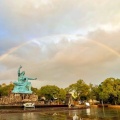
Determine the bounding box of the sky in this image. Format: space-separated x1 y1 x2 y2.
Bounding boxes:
0 0 120 88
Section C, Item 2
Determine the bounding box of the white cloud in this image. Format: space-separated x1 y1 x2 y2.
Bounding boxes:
0 32 120 88
1 0 120 88
1 0 120 38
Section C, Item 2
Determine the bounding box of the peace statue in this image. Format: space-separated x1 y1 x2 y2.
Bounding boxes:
12 65 37 94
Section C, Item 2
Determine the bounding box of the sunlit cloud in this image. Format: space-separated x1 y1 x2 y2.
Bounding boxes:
1 0 120 88
1 32 120 88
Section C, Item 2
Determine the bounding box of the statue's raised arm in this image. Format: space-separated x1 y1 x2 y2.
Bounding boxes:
18 65 22 77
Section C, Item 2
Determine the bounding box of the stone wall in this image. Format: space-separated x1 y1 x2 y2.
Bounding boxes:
0 93 38 105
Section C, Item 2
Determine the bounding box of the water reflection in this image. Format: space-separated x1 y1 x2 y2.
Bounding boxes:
22 113 35 119
73 113 78 120
0 107 120 120
86 108 90 115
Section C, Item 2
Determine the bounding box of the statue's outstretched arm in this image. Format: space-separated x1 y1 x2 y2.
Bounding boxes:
18 65 22 76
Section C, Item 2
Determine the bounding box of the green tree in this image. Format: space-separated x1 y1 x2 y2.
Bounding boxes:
39 85 60 101
31 87 39 95
98 78 120 104
89 83 99 104
59 88 66 101
66 79 90 101
0 83 14 96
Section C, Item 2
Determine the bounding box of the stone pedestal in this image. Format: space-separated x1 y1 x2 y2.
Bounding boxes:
0 93 38 105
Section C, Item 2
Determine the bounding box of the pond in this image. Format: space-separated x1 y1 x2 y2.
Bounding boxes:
0 107 120 120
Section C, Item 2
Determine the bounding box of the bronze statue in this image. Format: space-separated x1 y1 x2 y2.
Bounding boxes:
12 65 37 94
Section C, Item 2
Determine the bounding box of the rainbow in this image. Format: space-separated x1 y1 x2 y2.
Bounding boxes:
0 40 41 61
0 35 120 62
90 39 120 57
0 41 30 61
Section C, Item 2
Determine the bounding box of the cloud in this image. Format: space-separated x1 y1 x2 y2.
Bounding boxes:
1 0 120 88
1 0 120 38
0 32 120 88
1 0 120 44
87 28 120 54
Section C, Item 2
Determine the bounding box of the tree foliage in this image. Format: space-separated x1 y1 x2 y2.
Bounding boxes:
0 83 14 96
97 78 120 104
66 79 90 101
38 85 60 100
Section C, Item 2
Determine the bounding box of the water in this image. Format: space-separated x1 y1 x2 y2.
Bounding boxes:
0 107 120 120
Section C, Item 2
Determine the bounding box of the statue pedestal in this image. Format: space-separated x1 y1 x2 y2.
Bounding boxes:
0 93 38 105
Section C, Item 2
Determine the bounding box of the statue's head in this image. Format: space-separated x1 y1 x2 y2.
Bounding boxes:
21 71 25 76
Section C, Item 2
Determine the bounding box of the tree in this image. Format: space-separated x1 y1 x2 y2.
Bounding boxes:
66 79 90 101
98 78 120 104
31 87 39 95
39 85 60 101
59 88 66 101
0 84 14 96
88 83 99 104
